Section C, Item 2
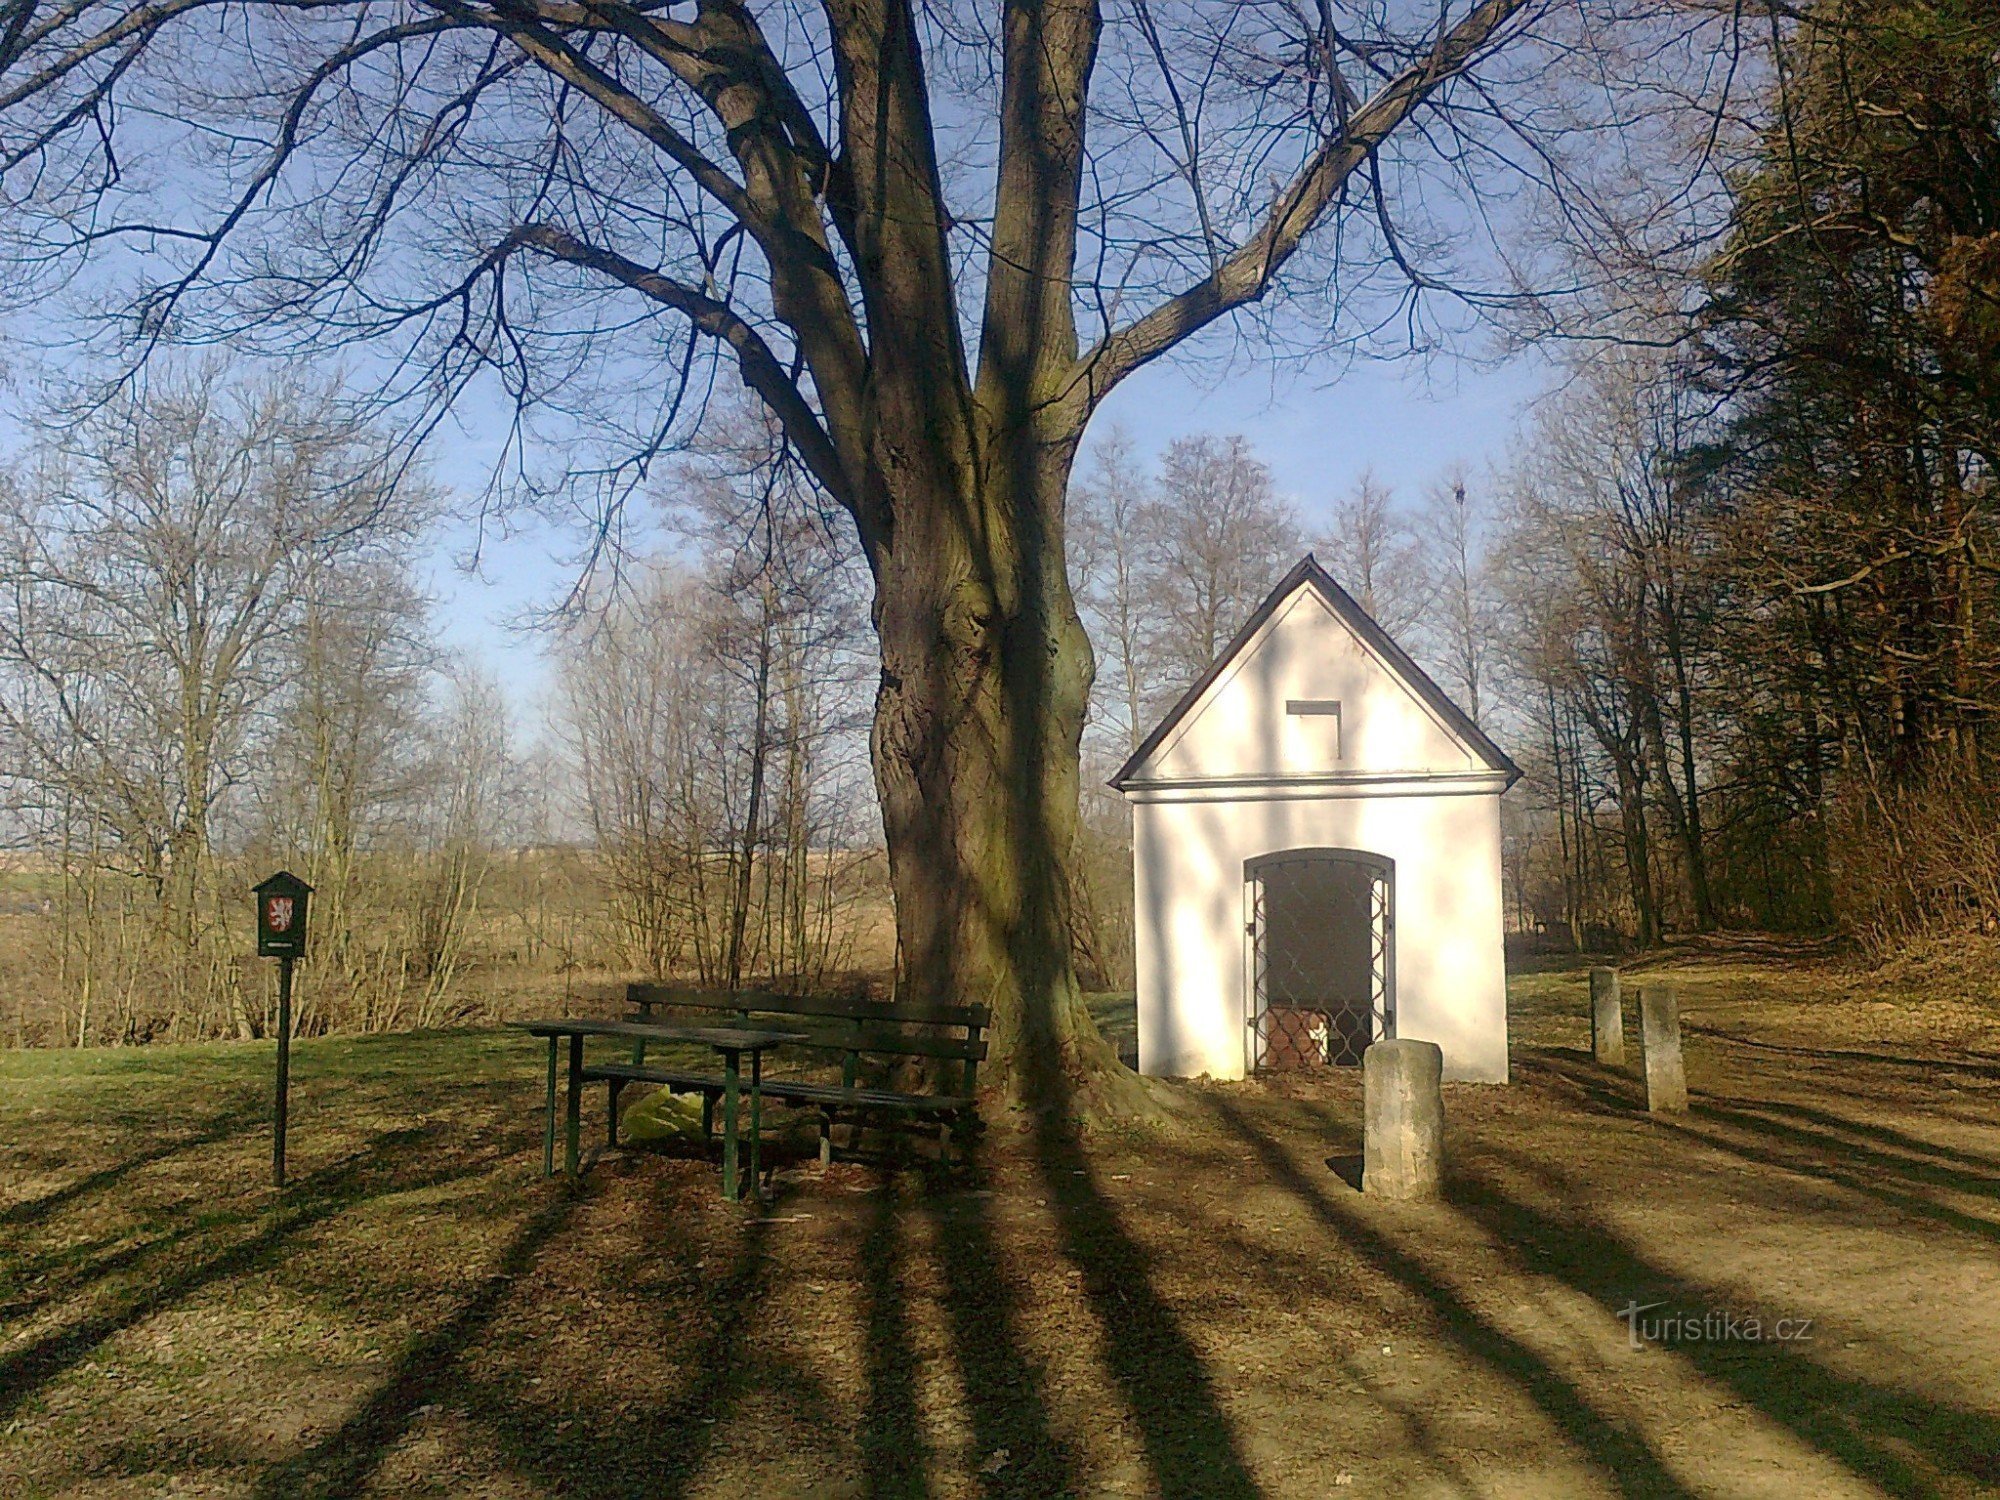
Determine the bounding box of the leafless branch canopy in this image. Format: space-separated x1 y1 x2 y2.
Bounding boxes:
0 0 1724 559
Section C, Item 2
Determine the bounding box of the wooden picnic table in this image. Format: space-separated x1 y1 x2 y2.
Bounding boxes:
509 1018 805 1202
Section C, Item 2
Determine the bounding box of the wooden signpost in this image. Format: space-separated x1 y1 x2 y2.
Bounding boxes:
253 871 312 1188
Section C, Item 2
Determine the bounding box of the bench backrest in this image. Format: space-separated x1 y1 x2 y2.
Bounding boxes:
625 984 988 1097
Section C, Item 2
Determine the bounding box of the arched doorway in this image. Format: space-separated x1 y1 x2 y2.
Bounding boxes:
1245 849 1395 1070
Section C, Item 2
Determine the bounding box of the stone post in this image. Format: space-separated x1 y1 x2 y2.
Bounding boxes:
1363 1038 1445 1200
1639 983 1688 1114
1590 967 1625 1067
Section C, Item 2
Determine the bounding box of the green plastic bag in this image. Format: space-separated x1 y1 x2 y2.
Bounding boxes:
620 1087 708 1143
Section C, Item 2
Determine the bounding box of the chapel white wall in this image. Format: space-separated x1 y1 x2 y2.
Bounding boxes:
1132 786 1509 1084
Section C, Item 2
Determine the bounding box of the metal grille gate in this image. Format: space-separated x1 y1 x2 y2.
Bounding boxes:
1246 850 1394 1070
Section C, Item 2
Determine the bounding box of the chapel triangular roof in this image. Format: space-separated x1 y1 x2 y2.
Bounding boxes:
1109 553 1522 791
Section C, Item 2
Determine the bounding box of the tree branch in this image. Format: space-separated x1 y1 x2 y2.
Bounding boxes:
1071 0 1532 410
500 222 862 528
976 0 1100 433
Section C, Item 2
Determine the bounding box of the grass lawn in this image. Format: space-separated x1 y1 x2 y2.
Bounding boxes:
4 946 1999 1497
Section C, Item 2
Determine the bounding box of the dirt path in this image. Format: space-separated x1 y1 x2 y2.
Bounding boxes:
2 957 1997 1497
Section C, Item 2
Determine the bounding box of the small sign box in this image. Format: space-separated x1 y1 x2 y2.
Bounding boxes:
253 870 313 959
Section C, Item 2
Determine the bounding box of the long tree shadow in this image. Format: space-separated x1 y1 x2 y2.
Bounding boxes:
860 1177 934 1499
0 1106 264 1235
0 1122 474 1423
1456 1144 2000 1498
248 1189 578 1499
1684 1028 2000 1083
1690 1096 2000 1243
1178 1181 1489 1495
1 1109 278 1329
1513 1048 1645 1114
1203 1093 1699 1500
1527 1052 2000 1246
1022 1066 1261 1500
0 1223 207 1328
1715 1095 2000 1180
921 1155 1082 1498
434 1174 840 1500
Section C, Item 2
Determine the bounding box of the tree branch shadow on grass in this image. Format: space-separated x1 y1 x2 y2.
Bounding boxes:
862 1174 936 1498
1201 1093 1700 1500
1696 1095 2000 1210
1681 1028 2000 1084
0 1122 465 1426
1184 1181 1492 1495
1 1108 279 1329
1456 1142 2000 1499
414 1175 841 1500
0 1106 265 1236
0 1222 207 1329
1734 1096 2000 1177
247 1188 579 1500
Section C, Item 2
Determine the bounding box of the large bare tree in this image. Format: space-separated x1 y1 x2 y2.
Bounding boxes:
0 0 1660 1108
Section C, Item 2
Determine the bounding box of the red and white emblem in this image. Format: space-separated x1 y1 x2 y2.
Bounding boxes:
267 897 294 933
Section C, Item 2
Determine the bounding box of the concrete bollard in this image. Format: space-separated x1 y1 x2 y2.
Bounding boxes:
1590 967 1625 1067
1639 983 1688 1114
1363 1038 1445 1200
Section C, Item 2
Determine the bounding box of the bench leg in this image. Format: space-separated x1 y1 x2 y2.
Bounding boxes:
817 1113 833 1171
607 1078 625 1149
748 1049 764 1200
702 1092 714 1143
564 1033 583 1183
937 1120 952 1168
720 1048 741 1202
542 1036 557 1178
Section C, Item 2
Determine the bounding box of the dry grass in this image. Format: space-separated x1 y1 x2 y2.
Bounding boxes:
3 945 1999 1496
0 848 905 1049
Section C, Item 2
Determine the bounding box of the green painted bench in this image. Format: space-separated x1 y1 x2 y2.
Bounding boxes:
593 985 988 1166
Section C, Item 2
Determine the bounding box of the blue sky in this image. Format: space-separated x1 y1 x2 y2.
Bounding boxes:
424 343 1546 730
0 333 1544 745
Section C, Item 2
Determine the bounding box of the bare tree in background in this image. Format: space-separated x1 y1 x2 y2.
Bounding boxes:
1421 469 1492 724
1496 350 1725 945
1148 434 1302 685
261 558 438 1029
557 568 716 978
0 364 428 1037
556 430 873 996
1071 426 1161 757
0 0 1716 1106
668 396 873 993
1320 469 1428 637
407 667 516 1028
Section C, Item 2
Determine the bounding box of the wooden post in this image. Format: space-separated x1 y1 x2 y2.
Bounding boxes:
1590 967 1625 1067
254 870 312 1191
272 955 293 1189
1640 983 1689 1114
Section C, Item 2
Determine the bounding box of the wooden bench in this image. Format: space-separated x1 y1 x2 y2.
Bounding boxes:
591 985 988 1166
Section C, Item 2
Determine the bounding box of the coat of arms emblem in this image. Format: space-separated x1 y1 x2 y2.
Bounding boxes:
267 897 294 933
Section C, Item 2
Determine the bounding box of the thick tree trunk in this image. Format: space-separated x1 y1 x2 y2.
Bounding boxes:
866 424 1143 1118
